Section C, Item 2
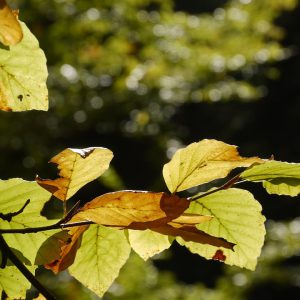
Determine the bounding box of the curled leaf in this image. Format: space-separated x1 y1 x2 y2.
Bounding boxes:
163 139 263 193
36 147 113 201
44 224 89 274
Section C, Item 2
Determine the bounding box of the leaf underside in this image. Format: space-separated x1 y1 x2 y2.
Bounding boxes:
241 161 300 196
0 22 48 111
177 188 266 270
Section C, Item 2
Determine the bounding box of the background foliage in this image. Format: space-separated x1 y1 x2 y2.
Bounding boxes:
1 0 300 299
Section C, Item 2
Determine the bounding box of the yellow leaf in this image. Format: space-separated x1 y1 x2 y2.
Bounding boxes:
0 0 23 46
163 139 263 193
36 147 113 201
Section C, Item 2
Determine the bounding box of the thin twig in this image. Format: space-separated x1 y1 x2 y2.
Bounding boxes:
0 199 30 222
0 220 94 234
187 173 243 202
0 235 56 299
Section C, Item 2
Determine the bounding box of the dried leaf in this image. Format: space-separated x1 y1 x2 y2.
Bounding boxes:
44 224 89 274
152 224 234 249
74 191 190 228
36 147 113 201
0 0 23 46
163 139 263 193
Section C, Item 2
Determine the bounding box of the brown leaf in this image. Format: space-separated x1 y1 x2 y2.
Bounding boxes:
212 249 226 261
152 224 234 249
0 0 23 46
74 191 190 229
44 225 89 274
36 147 113 202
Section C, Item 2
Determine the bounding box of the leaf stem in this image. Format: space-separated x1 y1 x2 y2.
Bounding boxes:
187 174 243 202
0 235 56 299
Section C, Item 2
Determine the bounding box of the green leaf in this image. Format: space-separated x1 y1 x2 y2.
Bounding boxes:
178 188 266 270
128 229 172 260
0 21 48 111
241 161 300 196
0 265 36 299
69 225 131 297
0 178 57 264
163 139 263 193
36 147 113 202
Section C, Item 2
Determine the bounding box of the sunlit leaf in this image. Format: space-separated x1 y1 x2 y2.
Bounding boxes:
241 161 300 196
178 188 266 270
44 225 89 273
128 229 172 260
0 0 23 46
0 179 57 264
0 265 36 299
73 191 190 228
74 190 233 248
0 22 47 111
69 225 131 297
36 147 113 201
163 139 263 193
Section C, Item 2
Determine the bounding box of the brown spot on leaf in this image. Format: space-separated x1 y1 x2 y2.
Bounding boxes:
17 94 23 101
212 249 226 261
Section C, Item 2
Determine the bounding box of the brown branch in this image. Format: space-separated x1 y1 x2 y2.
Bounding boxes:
0 220 94 234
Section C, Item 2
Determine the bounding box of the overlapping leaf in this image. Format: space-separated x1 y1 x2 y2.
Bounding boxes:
128 230 173 260
43 224 89 273
0 22 48 111
0 0 23 46
241 161 300 196
73 191 190 228
163 139 263 193
69 225 131 297
0 179 58 265
73 190 233 248
177 188 266 270
36 147 113 201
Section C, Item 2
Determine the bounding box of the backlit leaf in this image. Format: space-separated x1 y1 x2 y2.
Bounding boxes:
241 161 300 196
44 224 89 273
178 188 266 270
128 230 172 260
74 191 190 228
0 22 48 111
163 139 263 193
36 147 113 201
0 265 36 299
0 0 23 46
69 225 131 297
0 179 58 265
74 191 233 249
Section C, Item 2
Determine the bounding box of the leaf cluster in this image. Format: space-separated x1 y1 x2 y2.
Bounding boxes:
1 1 300 299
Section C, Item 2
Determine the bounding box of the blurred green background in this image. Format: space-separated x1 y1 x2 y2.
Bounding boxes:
1 0 300 299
